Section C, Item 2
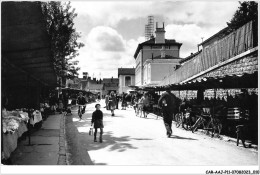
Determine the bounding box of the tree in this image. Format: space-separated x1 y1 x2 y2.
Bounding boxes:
41 1 84 84
227 1 258 32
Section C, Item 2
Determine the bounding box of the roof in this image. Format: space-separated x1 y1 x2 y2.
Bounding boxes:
103 78 119 84
118 68 135 76
179 50 202 64
134 38 182 58
198 27 228 47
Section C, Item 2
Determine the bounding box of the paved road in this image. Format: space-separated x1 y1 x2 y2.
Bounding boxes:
65 100 258 166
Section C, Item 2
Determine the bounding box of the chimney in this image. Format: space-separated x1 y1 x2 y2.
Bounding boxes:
155 22 165 44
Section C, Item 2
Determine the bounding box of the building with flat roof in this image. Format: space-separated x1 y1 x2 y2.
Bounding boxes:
134 22 182 86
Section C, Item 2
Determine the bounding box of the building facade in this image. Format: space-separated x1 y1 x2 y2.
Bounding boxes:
103 77 119 95
118 68 135 94
134 22 182 86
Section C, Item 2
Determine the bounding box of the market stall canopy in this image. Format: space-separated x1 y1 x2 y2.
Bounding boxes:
1 2 57 87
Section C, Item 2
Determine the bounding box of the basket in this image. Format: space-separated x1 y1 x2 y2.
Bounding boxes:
89 127 93 135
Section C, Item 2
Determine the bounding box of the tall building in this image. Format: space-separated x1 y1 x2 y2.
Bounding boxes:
145 16 154 41
134 22 182 86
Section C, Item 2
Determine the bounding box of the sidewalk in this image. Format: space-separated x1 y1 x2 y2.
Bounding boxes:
9 113 67 165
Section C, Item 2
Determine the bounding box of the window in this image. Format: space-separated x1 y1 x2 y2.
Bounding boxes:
125 76 131 86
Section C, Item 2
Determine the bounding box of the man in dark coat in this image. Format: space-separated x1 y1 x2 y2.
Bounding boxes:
91 104 104 143
158 90 177 138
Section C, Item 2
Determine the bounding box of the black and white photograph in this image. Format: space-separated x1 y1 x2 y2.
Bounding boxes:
1 0 259 174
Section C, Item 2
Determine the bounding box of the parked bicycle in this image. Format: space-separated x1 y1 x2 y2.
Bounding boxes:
191 107 222 137
175 107 193 130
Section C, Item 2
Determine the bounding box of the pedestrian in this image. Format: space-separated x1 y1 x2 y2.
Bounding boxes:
133 93 139 115
141 93 150 118
91 104 104 143
121 92 127 110
97 94 101 102
63 92 69 112
109 91 117 116
158 90 177 138
116 94 120 109
58 93 64 114
49 93 57 113
105 94 109 110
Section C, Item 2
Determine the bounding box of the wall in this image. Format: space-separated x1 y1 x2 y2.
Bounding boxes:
142 45 179 63
151 63 176 82
135 52 142 86
119 75 135 94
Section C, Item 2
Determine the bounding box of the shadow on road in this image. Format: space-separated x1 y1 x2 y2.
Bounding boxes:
79 131 153 152
66 112 154 165
170 135 198 141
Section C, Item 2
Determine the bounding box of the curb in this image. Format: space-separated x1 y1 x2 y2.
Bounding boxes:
57 114 67 165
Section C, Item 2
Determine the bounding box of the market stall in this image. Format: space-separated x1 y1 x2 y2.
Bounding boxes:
2 110 29 160
1 2 58 164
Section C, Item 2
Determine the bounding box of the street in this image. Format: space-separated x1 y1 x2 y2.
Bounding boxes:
65 100 258 166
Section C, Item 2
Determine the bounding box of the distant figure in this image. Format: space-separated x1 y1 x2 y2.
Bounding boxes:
58 93 64 114
105 94 109 110
109 91 117 116
49 93 57 113
141 93 150 118
77 92 87 120
116 94 120 109
91 104 104 143
63 92 69 111
158 90 177 138
97 94 101 102
121 92 127 110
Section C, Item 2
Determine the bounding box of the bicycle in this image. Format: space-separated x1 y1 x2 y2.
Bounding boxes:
78 105 85 120
175 108 193 130
175 112 184 128
191 109 222 138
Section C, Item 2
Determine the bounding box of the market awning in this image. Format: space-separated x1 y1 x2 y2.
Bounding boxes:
1 2 57 87
159 47 258 90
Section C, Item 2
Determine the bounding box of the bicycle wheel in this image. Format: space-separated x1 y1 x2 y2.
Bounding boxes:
175 113 182 128
192 117 201 133
211 119 222 138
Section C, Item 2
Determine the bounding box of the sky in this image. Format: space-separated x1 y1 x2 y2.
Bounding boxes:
70 0 240 79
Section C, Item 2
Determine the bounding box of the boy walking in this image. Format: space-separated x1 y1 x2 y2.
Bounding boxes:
91 104 104 143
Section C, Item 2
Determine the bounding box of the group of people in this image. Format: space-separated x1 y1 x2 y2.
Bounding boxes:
90 90 179 143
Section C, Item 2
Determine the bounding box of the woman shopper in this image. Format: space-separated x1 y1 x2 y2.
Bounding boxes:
91 104 104 143
109 91 117 116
